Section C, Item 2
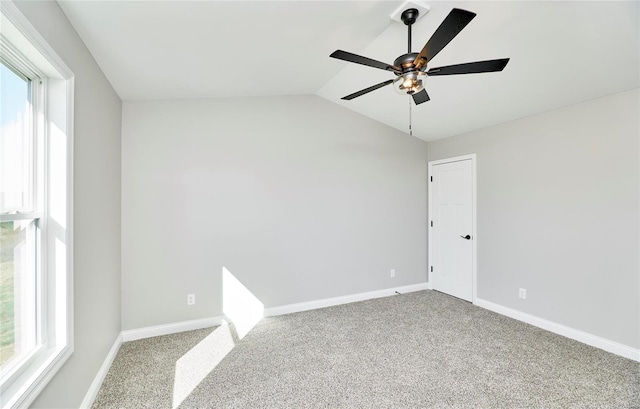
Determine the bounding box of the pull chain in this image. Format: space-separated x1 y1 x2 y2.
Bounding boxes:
409 97 413 136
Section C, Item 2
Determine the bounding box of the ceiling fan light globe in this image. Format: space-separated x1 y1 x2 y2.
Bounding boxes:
393 73 424 95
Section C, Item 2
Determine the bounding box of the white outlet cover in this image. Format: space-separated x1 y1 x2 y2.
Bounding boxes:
390 1 430 24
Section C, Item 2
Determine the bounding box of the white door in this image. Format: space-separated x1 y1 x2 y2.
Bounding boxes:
430 157 474 302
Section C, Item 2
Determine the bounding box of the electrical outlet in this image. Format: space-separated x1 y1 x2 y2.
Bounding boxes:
390 269 396 278
187 294 195 305
518 288 527 299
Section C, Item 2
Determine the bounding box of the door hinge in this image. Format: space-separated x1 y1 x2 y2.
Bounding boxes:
430 220 433 227
430 266 433 272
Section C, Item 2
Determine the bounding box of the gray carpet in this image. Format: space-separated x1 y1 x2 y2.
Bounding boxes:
92 290 640 408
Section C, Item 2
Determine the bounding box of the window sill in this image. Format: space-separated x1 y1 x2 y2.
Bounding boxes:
1 344 73 409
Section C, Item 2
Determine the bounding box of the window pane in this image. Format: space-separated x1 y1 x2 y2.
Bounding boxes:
0 62 32 212
0 220 38 369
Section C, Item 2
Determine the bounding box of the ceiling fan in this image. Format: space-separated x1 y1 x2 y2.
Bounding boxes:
330 8 510 105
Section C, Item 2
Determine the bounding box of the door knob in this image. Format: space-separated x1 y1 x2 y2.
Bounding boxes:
460 235 471 240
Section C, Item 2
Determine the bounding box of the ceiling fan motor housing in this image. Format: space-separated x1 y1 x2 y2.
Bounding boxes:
394 52 421 72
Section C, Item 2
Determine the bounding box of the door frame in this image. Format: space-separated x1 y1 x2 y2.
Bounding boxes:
428 154 477 303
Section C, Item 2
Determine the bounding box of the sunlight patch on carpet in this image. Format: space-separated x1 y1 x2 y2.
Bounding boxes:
172 323 235 408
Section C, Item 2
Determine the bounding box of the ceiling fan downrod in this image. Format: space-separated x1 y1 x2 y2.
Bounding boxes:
401 8 419 53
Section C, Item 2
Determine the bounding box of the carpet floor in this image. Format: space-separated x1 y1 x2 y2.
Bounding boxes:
92 290 639 408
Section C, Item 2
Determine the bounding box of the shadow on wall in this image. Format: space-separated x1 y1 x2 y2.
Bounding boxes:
172 267 264 408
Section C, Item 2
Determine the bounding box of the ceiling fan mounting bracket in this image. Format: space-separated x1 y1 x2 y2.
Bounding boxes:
401 8 419 26
390 1 430 24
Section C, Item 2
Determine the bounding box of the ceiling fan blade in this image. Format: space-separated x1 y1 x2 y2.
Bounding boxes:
412 89 430 105
341 79 394 100
413 8 476 69
330 50 401 72
427 58 510 76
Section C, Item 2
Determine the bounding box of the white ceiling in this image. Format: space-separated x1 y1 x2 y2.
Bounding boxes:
58 1 399 100
59 1 639 141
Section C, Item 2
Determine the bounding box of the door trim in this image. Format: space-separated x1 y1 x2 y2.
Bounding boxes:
428 154 477 303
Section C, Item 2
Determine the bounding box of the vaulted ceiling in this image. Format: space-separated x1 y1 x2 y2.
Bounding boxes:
59 1 639 141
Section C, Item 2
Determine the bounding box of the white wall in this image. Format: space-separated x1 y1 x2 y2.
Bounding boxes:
121 95 429 330
428 89 640 349
13 1 122 408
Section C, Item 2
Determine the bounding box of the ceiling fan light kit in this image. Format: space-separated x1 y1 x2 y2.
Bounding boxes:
330 7 510 106
393 70 423 95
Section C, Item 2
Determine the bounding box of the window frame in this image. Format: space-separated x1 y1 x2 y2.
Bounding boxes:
0 2 74 408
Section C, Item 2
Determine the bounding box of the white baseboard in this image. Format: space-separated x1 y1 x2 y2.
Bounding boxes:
118 283 430 343
121 316 224 342
264 282 429 317
79 333 122 409
474 298 640 362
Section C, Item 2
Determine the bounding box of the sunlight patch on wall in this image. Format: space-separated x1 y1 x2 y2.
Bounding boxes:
172 323 235 408
222 266 264 340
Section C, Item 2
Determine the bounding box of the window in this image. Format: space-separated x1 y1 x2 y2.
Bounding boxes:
0 2 74 408
1 59 41 379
